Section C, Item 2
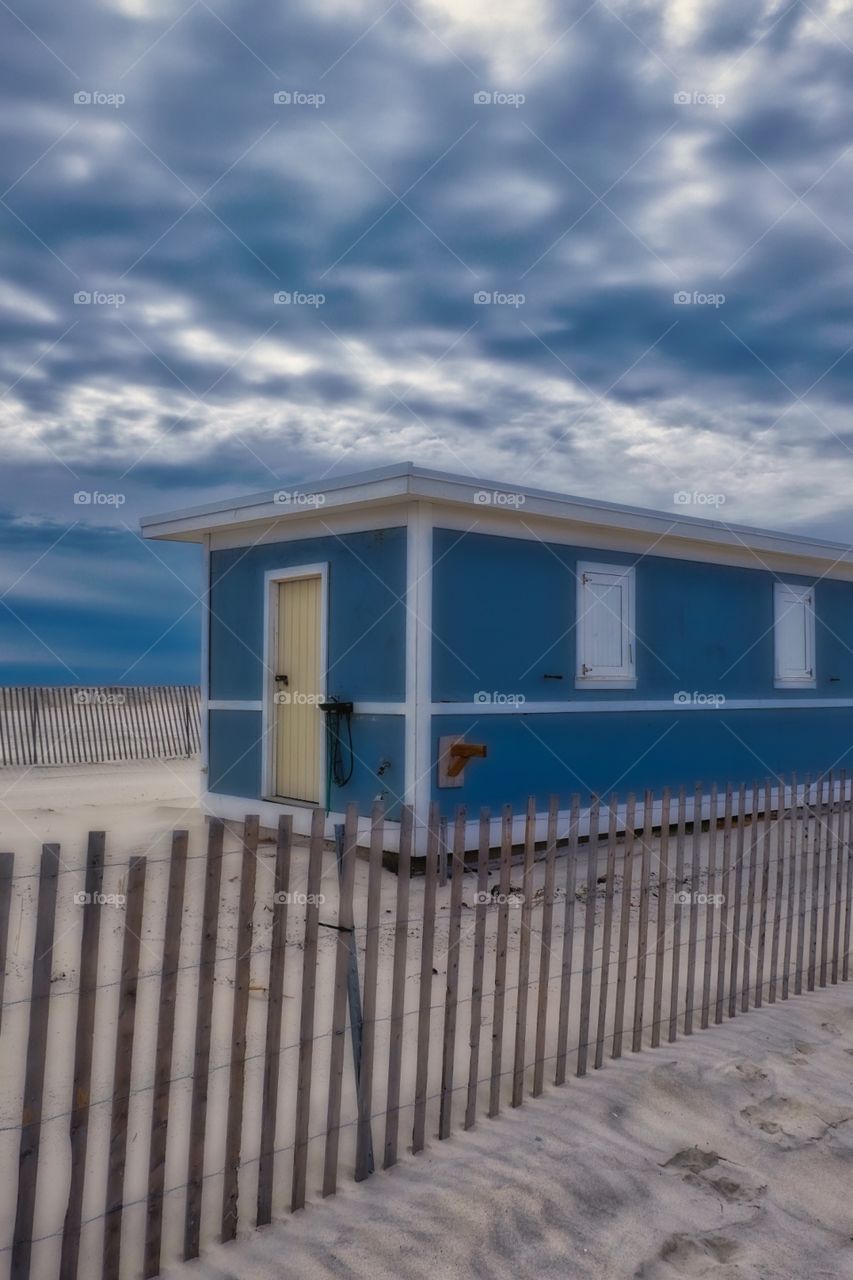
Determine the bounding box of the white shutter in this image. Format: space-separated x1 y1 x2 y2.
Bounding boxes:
774 583 815 687
576 563 636 688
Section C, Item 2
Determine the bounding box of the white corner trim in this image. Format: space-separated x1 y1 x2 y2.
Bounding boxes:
200 533 210 780
405 501 433 850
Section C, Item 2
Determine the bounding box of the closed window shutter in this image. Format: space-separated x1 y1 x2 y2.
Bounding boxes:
577 565 635 684
774 583 815 685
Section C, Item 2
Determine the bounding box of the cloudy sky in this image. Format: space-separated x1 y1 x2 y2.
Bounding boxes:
1 0 853 683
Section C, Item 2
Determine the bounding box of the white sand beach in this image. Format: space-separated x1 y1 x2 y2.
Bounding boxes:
162 986 853 1280
1 763 851 1280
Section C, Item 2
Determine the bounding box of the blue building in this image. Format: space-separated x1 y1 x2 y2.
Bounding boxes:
141 463 853 850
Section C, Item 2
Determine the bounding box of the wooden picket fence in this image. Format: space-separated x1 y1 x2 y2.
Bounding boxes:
0 686 200 767
2 772 852 1280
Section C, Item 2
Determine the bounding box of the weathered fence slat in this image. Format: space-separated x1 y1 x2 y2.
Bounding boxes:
612 794 637 1059
0 850 13 1036
12 843 60 1280
383 804 413 1167
291 807 326 1212
754 780 772 1008
489 805 513 1112
413 803 439 1150
768 779 786 1003
684 783 702 1035
465 809 490 1128
221 816 259 1240
555 795 580 1084
840 773 845 983
594 796 618 1069
577 796 601 1077
727 785 746 1017
668 788 686 1041
700 784 718 1029
715 783 733 1023
782 775 797 1000
512 797 536 1104
741 787 759 1013
533 796 558 1095
831 771 845 985
355 802 384 1179
257 815 293 1225
103 855 147 1280
439 808 466 1137
184 819 225 1259
145 829 189 1277
808 777 821 993
632 791 653 1052
795 777 810 995
322 803 358 1197
651 788 671 1047
820 773 834 988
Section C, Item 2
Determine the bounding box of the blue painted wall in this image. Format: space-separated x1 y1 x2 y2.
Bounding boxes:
432 528 853 702
429 708 853 814
208 708 405 817
430 526 853 814
209 527 407 702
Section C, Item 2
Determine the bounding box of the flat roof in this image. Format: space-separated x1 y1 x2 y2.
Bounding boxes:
140 460 853 572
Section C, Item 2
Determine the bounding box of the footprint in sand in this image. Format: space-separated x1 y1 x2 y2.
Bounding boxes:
740 1095 853 1147
714 1058 773 1093
662 1147 767 1204
637 1231 740 1277
780 1039 819 1066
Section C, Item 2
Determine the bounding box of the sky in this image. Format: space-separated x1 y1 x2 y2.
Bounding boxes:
1 0 853 684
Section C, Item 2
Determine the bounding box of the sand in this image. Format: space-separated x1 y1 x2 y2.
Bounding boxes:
161 987 853 1280
0 757 204 854
2 762 851 1280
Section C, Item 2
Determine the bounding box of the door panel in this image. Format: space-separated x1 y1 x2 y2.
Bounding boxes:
274 574 323 802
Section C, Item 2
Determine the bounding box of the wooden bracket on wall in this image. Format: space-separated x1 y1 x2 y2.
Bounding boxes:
437 735 488 788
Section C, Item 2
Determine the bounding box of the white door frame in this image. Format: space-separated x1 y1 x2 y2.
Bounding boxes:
261 563 329 805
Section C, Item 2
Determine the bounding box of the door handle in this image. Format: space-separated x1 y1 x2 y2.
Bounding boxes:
275 673 289 685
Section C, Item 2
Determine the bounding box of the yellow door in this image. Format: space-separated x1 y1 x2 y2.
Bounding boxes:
274 575 323 803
